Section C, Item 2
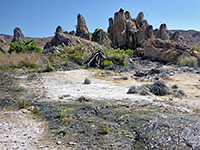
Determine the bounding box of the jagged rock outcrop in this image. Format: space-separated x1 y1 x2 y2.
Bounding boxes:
75 14 90 40
0 37 6 43
91 29 111 46
107 9 152 49
141 38 187 62
155 24 169 40
43 26 74 49
69 30 75 36
83 50 105 68
170 31 180 42
107 9 195 63
12 27 25 43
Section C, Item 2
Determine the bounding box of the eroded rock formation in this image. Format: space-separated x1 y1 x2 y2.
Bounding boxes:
107 9 192 62
44 26 74 49
75 14 90 40
12 27 25 43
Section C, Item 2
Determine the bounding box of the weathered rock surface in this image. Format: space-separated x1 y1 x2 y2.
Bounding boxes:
141 38 187 62
150 81 172 96
76 14 90 40
170 31 180 42
0 37 6 43
84 50 105 68
12 27 25 43
44 26 74 49
91 29 111 46
155 24 169 40
107 9 198 63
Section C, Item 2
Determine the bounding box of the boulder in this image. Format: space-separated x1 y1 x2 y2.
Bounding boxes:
150 81 172 96
172 84 179 89
43 26 74 49
136 85 150 95
12 27 25 43
75 14 90 40
84 78 91 84
127 86 136 94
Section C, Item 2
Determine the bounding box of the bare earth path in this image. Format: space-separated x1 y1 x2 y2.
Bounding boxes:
0 69 200 149
0 110 47 150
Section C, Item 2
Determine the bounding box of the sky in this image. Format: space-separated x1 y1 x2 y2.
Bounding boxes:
0 0 200 37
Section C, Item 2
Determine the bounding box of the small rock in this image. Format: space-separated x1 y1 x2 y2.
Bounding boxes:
57 141 62 145
68 142 76 145
172 84 179 89
174 90 185 99
127 86 136 94
77 96 92 102
121 76 128 80
84 78 91 84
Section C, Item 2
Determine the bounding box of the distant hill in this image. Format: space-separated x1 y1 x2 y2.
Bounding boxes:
168 30 200 45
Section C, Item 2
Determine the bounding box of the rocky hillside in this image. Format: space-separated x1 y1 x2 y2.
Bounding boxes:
168 30 200 45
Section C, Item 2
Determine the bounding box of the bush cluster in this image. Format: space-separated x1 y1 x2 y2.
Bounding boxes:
104 48 127 66
8 40 42 54
178 52 197 67
91 28 107 42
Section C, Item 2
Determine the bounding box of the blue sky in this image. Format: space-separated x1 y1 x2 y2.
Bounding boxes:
0 0 200 37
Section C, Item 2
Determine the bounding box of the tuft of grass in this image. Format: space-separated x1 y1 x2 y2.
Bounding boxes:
17 99 27 109
143 84 152 89
99 123 110 134
178 52 197 67
0 52 44 70
33 106 39 114
104 48 127 66
57 125 68 135
45 60 54 72
16 87 25 92
101 60 113 67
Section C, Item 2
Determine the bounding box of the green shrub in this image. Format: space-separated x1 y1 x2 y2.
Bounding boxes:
101 60 113 67
8 40 42 54
33 107 39 114
17 99 27 109
99 123 110 134
45 60 54 72
105 48 127 66
91 28 107 42
57 125 68 135
178 52 197 67
143 84 152 89
125 49 134 57
16 87 25 92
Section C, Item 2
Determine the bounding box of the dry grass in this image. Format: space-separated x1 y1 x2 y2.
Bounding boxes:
0 52 45 68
